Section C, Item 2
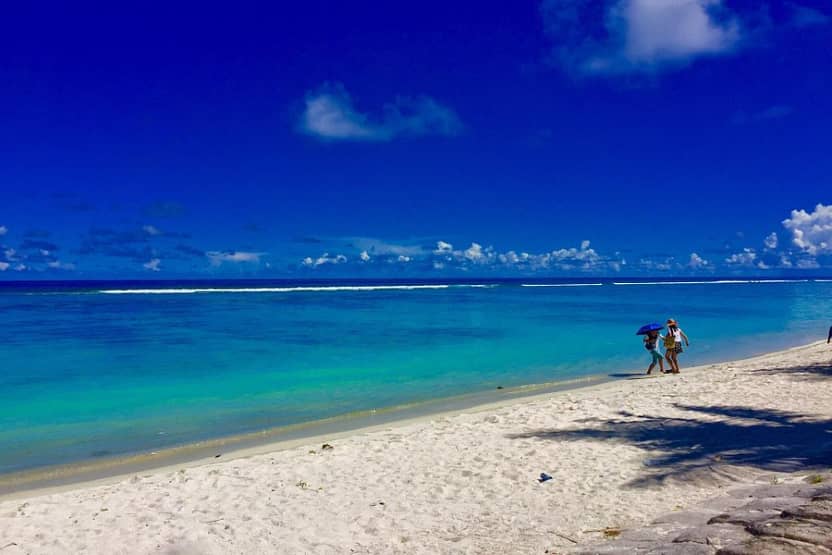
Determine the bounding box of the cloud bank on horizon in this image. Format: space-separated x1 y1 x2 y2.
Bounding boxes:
295 204 832 275
2 203 832 277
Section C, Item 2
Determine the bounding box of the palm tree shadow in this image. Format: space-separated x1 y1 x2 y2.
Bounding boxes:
750 361 832 381
508 404 832 488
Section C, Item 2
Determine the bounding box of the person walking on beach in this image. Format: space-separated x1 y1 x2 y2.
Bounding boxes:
664 318 690 374
644 329 665 375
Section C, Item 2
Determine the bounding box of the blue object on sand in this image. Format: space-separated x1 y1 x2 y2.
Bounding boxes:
636 323 664 335
538 473 553 483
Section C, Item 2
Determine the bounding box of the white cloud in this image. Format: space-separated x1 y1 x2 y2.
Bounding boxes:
0 225 6 236
299 83 462 141
302 253 348 267
725 248 757 266
432 239 607 271
639 257 674 271
620 0 740 65
544 241 600 267
782 204 832 255
4 248 16 261
0 261 8 271
302 237 430 267
347 237 426 258
305 237 621 273
300 84 377 141
497 241 608 271
554 246 593 262
498 251 530 265
143 225 161 236
796 257 820 270
464 242 486 262
764 232 778 249
143 258 161 272
431 241 499 266
688 252 709 268
434 240 453 254
207 251 265 266
543 0 741 75
14 264 27 271
47 260 76 271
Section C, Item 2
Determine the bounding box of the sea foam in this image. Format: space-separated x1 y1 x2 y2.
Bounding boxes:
612 279 809 286
98 284 494 295
520 283 603 287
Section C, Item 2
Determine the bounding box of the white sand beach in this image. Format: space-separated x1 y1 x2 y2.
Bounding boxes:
2 342 831 554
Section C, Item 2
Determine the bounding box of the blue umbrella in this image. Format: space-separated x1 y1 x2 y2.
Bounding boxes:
636 323 664 335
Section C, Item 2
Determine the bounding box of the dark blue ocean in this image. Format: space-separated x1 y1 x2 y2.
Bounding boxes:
2 278 830 474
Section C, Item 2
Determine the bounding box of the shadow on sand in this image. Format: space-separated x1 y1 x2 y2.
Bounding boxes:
509 359 832 488
750 362 832 381
607 372 647 379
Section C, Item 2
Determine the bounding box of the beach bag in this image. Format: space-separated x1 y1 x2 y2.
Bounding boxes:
663 334 676 349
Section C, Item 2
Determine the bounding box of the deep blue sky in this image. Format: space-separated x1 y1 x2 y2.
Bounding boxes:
1 0 831 278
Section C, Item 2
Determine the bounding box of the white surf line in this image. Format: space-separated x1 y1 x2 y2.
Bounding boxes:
613 279 810 286
97 284 499 295
612 281 747 286
520 283 603 287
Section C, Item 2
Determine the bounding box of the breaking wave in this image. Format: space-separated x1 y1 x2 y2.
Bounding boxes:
98 284 496 295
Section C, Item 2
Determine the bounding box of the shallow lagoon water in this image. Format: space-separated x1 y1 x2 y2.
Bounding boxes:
1 278 830 473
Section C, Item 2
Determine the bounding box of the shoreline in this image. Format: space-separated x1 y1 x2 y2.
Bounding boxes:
2 339 830 553
0 340 820 500
1 375 611 499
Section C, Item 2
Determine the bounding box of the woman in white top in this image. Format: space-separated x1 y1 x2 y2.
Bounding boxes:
663 318 690 374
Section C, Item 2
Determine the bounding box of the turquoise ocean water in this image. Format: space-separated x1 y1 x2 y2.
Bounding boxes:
2 278 831 475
